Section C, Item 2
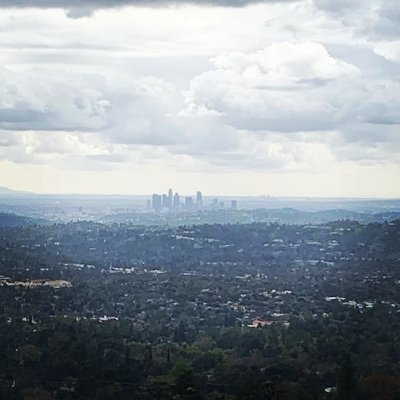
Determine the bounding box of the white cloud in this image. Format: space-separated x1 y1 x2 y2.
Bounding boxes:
212 42 360 84
183 42 361 132
373 41 400 63
0 67 110 131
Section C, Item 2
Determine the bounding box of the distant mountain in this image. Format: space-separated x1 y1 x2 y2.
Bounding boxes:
97 207 400 226
0 212 48 227
0 186 34 196
257 208 400 224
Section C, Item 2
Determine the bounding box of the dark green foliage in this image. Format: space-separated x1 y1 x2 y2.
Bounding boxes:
0 220 400 399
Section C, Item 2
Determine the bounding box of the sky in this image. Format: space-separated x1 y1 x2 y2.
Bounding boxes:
0 0 399 197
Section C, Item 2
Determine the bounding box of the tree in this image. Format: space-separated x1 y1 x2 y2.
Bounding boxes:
360 374 400 400
337 357 357 400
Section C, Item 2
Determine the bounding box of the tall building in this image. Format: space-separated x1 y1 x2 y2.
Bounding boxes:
196 191 203 208
231 200 238 210
146 199 151 211
168 188 173 206
173 193 180 209
185 196 194 211
162 194 169 209
152 194 162 213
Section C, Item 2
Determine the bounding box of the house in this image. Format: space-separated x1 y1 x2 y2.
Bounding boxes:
248 319 274 328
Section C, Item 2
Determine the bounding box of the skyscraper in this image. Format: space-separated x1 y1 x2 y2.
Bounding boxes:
168 188 173 206
162 194 169 209
196 191 203 208
173 192 180 209
231 200 238 210
152 194 162 213
185 196 194 211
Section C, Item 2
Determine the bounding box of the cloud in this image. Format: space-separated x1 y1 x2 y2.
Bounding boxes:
1 2 400 182
0 59 180 167
0 130 20 147
178 41 400 168
0 0 299 18
373 1 400 38
0 0 295 7
1 37 399 173
211 42 359 82
373 41 400 63
333 138 400 166
312 0 400 40
0 67 110 132
0 65 188 169
0 66 185 145
102 76 185 146
312 0 366 14
0 129 136 169
183 42 361 132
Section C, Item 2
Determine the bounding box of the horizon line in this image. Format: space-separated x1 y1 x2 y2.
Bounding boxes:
1 187 400 201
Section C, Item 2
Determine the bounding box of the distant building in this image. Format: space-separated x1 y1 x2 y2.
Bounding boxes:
0 275 11 286
231 200 238 210
174 193 180 209
185 196 194 211
44 280 72 288
248 319 274 328
196 191 203 208
162 194 170 209
168 188 173 207
146 199 151 211
152 194 162 213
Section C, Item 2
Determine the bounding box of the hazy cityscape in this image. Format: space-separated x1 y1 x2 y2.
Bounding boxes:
148 189 237 213
1 185 400 399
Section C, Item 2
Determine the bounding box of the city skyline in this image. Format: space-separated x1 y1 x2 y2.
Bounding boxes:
149 188 238 212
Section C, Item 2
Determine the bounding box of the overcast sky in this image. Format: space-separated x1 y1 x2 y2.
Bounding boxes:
0 0 399 196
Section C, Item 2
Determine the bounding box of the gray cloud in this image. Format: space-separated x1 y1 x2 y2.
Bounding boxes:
373 1 400 38
312 0 364 13
1 0 400 177
0 131 20 147
0 0 296 10
0 108 44 124
0 0 299 18
313 0 400 40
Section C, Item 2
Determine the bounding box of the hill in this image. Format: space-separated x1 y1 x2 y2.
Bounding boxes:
0 212 47 227
0 186 34 196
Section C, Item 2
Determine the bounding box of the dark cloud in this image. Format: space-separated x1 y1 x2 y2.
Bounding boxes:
0 108 44 124
312 0 361 13
0 107 108 132
373 1 400 38
0 0 296 8
313 0 400 39
0 0 299 18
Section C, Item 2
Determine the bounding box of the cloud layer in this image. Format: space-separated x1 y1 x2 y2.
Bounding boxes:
0 0 291 6
0 1 399 195
0 0 295 17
